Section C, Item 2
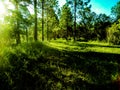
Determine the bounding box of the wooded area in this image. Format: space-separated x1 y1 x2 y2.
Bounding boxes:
1 0 120 44
0 0 120 90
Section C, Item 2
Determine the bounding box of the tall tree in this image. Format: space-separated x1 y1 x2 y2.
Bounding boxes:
18 0 38 41
94 14 111 40
44 0 58 40
111 1 120 20
9 0 21 44
41 0 44 41
15 1 21 44
78 4 91 38
66 0 91 41
34 0 38 41
6 0 32 43
59 3 73 40
73 0 76 41
45 7 59 40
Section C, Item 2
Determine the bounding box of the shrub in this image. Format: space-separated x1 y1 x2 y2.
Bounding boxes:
107 19 120 45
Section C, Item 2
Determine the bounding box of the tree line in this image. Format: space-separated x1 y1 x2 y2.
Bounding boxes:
1 0 120 45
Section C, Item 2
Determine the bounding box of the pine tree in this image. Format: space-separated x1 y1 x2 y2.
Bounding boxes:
59 3 73 40
66 0 91 41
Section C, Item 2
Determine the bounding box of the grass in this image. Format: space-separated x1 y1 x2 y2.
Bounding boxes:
48 39 120 54
0 40 120 90
46 39 120 88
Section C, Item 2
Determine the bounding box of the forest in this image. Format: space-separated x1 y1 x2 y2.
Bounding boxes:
0 0 120 90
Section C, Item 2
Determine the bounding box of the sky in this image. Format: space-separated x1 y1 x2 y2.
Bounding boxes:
59 0 66 7
59 0 119 15
0 0 119 19
90 0 119 15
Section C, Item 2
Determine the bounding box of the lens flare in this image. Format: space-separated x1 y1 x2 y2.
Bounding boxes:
0 2 6 17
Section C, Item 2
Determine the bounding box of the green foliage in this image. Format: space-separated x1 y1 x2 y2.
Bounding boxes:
2 0 113 42
0 24 13 46
93 14 111 41
0 23 14 68
0 72 11 90
107 19 120 45
44 7 59 40
59 3 73 39
111 1 120 20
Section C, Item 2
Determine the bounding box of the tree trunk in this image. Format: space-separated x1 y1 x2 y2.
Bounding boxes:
34 0 38 41
16 30 21 44
73 0 76 41
66 18 68 41
26 28 28 42
42 0 44 41
15 2 21 44
46 10 49 41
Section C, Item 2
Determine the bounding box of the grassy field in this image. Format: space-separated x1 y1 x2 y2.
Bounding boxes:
48 39 120 54
0 40 120 90
45 40 120 89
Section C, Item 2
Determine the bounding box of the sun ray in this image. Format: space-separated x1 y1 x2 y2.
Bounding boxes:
0 2 6 16
0 0 14 21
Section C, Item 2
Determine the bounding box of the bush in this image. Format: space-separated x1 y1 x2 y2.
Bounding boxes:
6 42 53 90
107 19 120 45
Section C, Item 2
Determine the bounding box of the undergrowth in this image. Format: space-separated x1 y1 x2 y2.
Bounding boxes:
0 41 119 90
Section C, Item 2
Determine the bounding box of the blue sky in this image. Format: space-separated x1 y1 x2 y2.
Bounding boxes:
90 0 119 15
59 0 119 15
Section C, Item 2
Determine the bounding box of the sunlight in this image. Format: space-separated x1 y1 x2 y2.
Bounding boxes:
59 0 66 7
0 2 6 17
0 0 14 21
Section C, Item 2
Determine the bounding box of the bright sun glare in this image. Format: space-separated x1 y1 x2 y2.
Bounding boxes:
0 2 6 17
0 0 14 20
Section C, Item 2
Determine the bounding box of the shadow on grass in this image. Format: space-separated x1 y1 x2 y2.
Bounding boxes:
44 43 120 89
63 41 120 48
4 42 120 90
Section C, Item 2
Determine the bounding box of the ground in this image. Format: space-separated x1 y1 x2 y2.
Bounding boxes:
0 39 120 90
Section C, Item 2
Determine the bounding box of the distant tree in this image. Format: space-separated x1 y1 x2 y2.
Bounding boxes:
111 1 120 20
6 0 32 43
40 0 45 41
20 0 38 41
42 0 59 40
9 0 21 44
78 5 92 40
66 0 91 41
94 14 111 40
59 3 73 40
107 19 120 45
34 0 38 41
43 0 59 40
46 7 59 40
76 11 111 41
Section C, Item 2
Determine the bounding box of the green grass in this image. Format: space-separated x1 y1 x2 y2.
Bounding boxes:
0 40 119 90
47 39 120 54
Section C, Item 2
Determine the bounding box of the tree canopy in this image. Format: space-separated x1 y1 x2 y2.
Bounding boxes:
0 0 120 44
111 1 120 20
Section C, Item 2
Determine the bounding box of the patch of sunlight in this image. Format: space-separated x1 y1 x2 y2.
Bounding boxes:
47 40 120 54
87 40 109 46
87 47 120 54
48 42 85 52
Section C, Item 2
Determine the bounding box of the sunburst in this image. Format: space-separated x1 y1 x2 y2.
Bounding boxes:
0 2 6 17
